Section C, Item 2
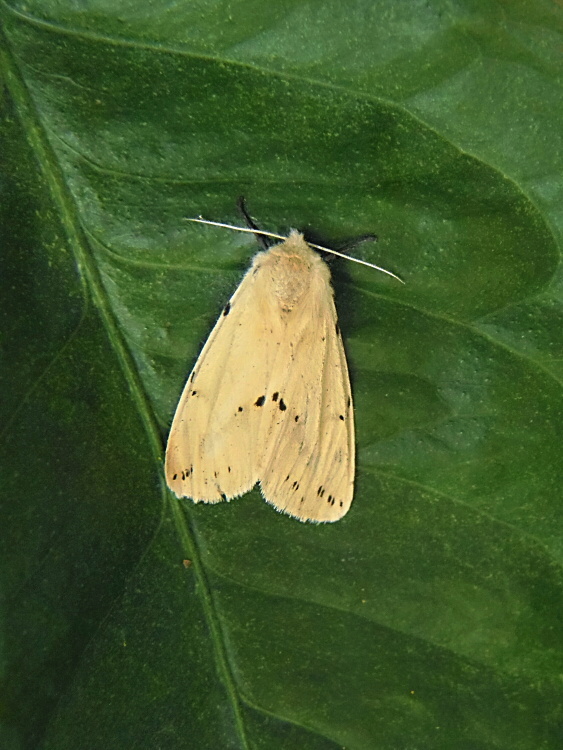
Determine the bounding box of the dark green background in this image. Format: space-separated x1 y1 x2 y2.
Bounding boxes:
1 1 562 748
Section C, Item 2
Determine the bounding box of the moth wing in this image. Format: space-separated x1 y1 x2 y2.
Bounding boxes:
259 293 355 523
165 265 281 502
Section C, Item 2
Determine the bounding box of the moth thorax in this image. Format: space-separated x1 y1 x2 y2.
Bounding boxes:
272 252 312 311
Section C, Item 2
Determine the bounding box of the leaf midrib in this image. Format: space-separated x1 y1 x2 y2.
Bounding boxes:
0 23 253 749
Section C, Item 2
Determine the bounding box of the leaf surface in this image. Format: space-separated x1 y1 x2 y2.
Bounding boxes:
1 2 562 748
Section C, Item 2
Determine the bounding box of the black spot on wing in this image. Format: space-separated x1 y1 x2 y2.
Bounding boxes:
255 395 266 406
272 392 279 402
279 398 287 411
223 302 231 316
181 466 193 481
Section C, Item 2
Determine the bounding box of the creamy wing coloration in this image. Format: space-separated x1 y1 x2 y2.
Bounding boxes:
165 231 354 522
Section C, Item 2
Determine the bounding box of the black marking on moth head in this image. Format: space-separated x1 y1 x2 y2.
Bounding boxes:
279 398 287 411
272 392 279 402
255 395 266 407
223 302 231 316
294 415 299 422
339 414 345 421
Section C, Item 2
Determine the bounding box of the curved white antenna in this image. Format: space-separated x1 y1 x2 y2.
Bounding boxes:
185 217 404 283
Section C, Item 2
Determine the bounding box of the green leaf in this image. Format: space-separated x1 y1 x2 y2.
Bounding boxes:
1 2 562 748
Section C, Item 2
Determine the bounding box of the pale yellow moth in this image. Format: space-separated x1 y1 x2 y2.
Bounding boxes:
165 219 401 522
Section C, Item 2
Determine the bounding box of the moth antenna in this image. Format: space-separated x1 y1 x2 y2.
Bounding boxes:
185 217 404 283
236 196 269 250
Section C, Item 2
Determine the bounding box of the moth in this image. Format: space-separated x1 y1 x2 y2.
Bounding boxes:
165 217 401 522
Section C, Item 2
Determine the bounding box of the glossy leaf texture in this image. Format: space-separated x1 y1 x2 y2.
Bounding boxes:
1 2 562 748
